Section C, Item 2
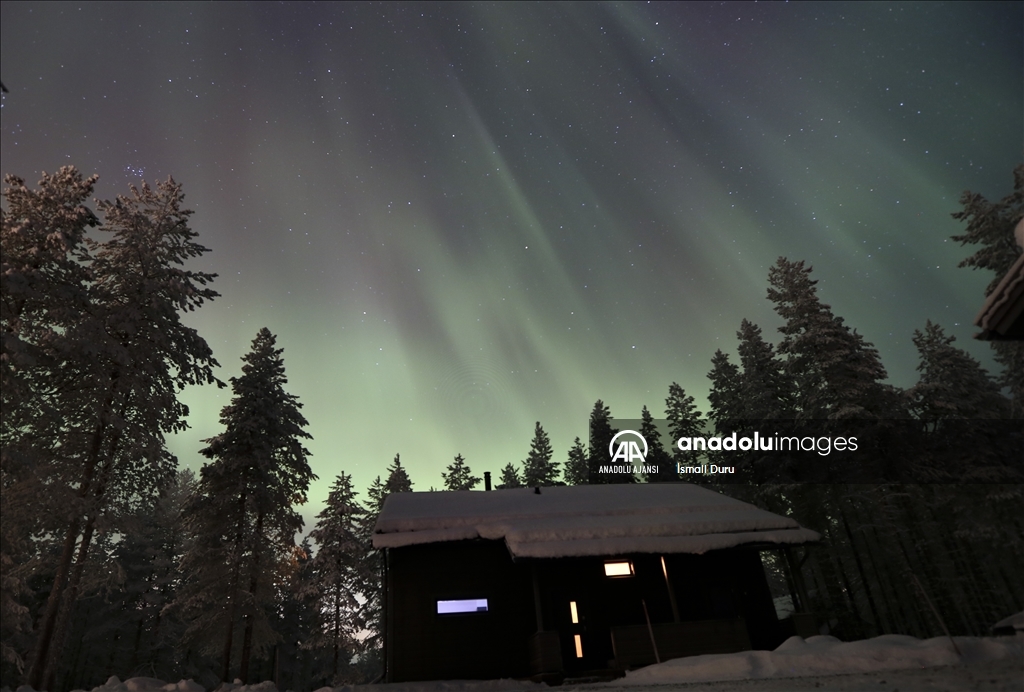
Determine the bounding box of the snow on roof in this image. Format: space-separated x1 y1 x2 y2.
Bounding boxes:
372 483 819 558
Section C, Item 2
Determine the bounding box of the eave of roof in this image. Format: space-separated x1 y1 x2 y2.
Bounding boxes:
372 483 820 558
974 251 1024 340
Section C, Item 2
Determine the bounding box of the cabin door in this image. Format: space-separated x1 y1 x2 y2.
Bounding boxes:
557 595 613 672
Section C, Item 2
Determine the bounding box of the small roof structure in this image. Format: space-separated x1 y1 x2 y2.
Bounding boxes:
372 483 820 558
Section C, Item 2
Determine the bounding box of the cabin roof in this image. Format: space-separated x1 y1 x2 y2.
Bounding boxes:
973 217 1024 341
372 483 820 558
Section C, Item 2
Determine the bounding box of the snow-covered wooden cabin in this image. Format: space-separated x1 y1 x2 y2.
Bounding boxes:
372 483 819 682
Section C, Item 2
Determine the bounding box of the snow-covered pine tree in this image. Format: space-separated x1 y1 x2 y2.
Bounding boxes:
1 168 98 676
908 320 1011 423
640 405 674 483
301 473 369 684
951 165 1024 415
521 422 558 486
736 319 792 420
56 468 197 682
0 168 97 417
4 174 221 688
907 320 1015 479
901 321 1022 634
766 258 897 420
762 260 918 639
176 328 314 683
442 454 480 491
562 437 589 486
952 164 1024 292
498 462 523 488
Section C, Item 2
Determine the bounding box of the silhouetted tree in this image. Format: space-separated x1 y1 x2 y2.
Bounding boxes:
706 349 742 433
301 473 369 683
383 454 413 496
665 384 704 468
767 258 897 420
640 405 674 482
176 328 314 683
587 400 628 483
498 462 523 489
442 454 480 491
736 319 792 420
1 171 221 687
563 438 589 486
359 454 413 671
521 422 558 486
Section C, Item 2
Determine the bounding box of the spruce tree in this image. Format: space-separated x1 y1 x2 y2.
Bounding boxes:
521 422 558 486
736 319 792 420
706 349 742 433
176 328 314 683
301 473 368 684
907 321 1016 481
563 437 589 486
442 454 480 491
360 455 413 668
665 383 704 468
908 321 1011 422
498 462 523 488
587 400 627 483
766 258 895 420
640 405 674 482
383 454 413 496
364 476 387 517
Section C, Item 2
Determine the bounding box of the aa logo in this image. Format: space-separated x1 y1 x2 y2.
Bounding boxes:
609 430 648 464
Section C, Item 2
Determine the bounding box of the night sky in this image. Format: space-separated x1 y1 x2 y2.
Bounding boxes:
2 2 1021 518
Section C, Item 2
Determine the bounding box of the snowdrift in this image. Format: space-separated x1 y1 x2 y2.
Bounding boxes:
10 634 1020 692
615 634 1023 686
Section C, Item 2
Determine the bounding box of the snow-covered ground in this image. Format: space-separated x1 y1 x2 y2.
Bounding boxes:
12 633 1020 692
608 634 1021 686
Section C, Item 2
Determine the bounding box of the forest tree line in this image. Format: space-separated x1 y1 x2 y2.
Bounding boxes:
1 166 1021 690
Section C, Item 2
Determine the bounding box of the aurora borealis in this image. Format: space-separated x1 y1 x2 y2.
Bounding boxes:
2 2 1021 517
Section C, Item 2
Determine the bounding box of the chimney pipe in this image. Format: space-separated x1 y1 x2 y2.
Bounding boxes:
484 471 492 491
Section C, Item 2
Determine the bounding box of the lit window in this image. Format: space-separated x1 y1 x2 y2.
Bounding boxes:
604 561 634 577
437 598 488 614
570 600 579 624
574 634 583 658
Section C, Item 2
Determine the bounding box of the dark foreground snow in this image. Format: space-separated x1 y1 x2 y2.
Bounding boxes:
589 655 1023 692
6 634 1020 692
607 634 1021 686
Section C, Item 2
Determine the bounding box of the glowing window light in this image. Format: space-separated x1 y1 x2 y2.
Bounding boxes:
574 634 583 658
604 561 634 577
436 598 488 614
570 600 579 624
